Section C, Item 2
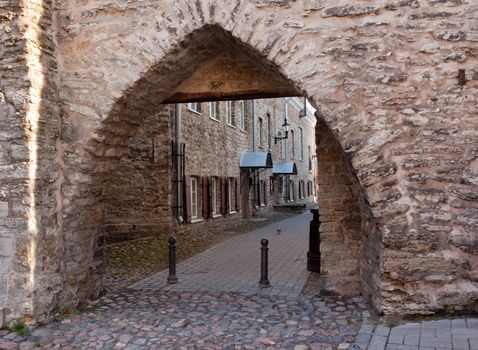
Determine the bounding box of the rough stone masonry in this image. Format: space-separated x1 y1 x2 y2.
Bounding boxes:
0 0 477 324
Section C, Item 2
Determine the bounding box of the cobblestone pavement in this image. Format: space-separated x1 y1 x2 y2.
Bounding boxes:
0 282 369 349
132 212 312 299
105 212 295 292
2 211 476 349
364 318 478 350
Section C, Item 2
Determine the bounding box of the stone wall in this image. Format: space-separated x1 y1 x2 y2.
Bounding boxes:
102 98 317 244
0 0 29 326
0 0 63 325
103 107 173 244
1 0 477 322
253 98 317 209
171 98 316 233
316 118 381 311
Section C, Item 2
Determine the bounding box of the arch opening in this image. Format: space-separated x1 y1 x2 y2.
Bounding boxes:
58 25 379 319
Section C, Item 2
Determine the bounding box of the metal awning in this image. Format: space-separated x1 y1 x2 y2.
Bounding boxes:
273 162 297 175
240 152 273 169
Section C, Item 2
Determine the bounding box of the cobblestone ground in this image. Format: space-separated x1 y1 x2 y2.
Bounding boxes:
0 276 369 350
2 210 475 350
132 212 313 299
105 212 295 292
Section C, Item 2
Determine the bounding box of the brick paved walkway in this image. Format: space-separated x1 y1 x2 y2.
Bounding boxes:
365 318 478 350
132 211 312 299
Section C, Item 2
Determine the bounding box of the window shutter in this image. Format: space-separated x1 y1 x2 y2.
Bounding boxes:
202 176 209 219
235 177 241 211
221 177 226 215
184 175 192 223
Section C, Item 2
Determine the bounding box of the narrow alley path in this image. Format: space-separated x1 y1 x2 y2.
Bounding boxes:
132 211 312 299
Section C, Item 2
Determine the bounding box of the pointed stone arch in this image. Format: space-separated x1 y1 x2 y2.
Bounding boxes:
56 20 381 316
3 0 477 324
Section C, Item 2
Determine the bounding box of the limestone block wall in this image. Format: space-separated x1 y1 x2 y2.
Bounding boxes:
253 98 317 208
316 119 380 309
103 107 173 244
0 0 63 325
53 0 478 317
1 0 477 323
316 121 362 294
101 98 316 245
0 0 30 326
174 100 249 230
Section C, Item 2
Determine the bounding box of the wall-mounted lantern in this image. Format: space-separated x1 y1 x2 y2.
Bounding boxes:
274 117 290 144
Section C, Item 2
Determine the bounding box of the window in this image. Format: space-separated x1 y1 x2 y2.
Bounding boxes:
191 177 199 219
259 180 264 205
239 101 245 130
267 114 272 150
259 118 264 147
228 178 235 212
263 180 267 205
308 146 312 171
269 176 274 194
291 181 295 202
299 127 303 161
299 180 302 199
226 101 233 125
212 179 216 214
209 102 218 120
290 130 295 159
212 177 221 215
188 102 201 114
278 133 284 158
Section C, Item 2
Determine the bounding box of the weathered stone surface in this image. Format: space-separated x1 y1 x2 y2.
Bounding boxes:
322 5 380 17
1 0 477 324
303 0 324 11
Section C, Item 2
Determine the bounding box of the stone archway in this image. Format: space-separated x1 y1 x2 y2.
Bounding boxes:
2 0 477 324
59 23 378 321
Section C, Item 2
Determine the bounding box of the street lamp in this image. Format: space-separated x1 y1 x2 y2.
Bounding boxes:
274 117 290 144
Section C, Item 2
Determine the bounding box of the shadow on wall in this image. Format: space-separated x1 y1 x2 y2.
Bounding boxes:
315 117 381 313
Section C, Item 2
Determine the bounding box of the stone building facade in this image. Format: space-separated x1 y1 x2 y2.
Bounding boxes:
0 0 477 325
103 97 316 244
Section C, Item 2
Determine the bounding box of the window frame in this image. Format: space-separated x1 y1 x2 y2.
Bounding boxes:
258 117 264 148
228 178 236 213
212 177 221 216
209 101 219 121
191 177 198 219
290 130 295 159
308 145 312 171
299 127 303 161
239 101 245 131
226 101 233 126
188 102 202 114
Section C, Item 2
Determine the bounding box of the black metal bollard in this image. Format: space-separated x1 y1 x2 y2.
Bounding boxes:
259 239 270 287
167 236 178 284
307 208 321 272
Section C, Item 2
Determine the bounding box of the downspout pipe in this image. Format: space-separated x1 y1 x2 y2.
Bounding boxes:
284 98 289 202
251 100 259 208
252 100 256 152
175 104 183 224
